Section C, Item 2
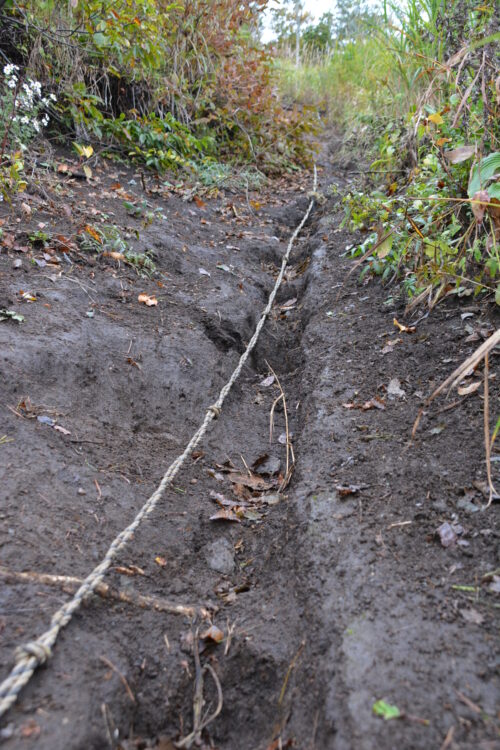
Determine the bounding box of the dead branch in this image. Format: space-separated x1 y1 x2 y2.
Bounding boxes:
0 566 209 619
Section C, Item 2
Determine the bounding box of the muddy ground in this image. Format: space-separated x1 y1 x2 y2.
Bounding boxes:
0 139 499 750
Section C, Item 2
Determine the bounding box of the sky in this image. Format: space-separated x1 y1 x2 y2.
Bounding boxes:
262 0 336 42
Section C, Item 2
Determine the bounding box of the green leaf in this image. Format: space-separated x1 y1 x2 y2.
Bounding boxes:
468 153 500 198
373 700 401 721
495 284 500 307
0 309 25 323
487 183 500 201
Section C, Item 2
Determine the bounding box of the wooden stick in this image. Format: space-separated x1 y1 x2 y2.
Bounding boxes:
0 566 209 619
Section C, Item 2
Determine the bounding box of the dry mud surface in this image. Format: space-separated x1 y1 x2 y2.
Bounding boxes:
0 142 499 749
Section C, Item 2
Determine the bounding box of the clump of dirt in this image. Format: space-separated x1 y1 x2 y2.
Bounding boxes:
0 143 498 750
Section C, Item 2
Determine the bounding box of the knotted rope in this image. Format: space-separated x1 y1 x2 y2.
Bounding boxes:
0 166 317 718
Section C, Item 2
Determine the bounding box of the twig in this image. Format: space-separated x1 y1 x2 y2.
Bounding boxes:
483 353 497 509
175 626 223 748
278 640 305 705
0 566 206 619
266 362 295 490
99 656 135 703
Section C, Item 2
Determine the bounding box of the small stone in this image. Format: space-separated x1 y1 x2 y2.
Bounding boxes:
13 259 22 269
77 487 86 495
205 538 235 575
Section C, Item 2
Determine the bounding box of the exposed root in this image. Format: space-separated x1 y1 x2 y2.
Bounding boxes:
0 566 210 620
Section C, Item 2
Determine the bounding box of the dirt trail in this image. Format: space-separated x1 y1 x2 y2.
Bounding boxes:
0 139 499 749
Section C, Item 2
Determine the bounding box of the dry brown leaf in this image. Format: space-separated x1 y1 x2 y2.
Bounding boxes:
457 381 482 396
210 508 241 522
200 625 224 643
471 190 490 223
53 424 71 435
445 145 475 164
138 293 158 306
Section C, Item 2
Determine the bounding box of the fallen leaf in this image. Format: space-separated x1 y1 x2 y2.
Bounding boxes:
138 293 158 306
372 699 401 720
393 318 416 333
83 225 102 243
198 267 211 277
259 375 275 387
227 471 275 492
387 378 406 399
194 195 206 208
437 522 457 547
381 337 402 354
155 556 167 567
280 297 297 310
457 381 481 396
37 415 55 426
336 484 362 496
53 424 71 435
460 608 484 625
19 719 41 738
210 509 241 522
200 625 224 643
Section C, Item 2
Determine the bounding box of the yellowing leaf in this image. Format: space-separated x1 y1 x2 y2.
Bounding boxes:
84 225 102 243
155 556 167 567
83 164 92 180
376 235 393 259
138 293 158 306
436 137 451 147
393 318 416 333
428 112 444 125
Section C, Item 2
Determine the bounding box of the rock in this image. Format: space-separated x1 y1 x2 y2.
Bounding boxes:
205 538 235 575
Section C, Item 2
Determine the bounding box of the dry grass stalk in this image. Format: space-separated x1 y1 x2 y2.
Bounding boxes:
0 566 207 619
266 362 295 490
412 329 500 507
175 626 223 749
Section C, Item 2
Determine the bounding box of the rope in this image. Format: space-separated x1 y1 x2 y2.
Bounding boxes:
0 166 317 719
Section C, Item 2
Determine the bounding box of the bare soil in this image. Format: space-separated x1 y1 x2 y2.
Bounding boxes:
0 139 499 750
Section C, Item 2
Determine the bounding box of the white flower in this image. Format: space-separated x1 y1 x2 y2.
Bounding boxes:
49 93 57 102
7 78 17 89
41 115 49 126
32 120 40 132
21 116 30 125
3 63 19 77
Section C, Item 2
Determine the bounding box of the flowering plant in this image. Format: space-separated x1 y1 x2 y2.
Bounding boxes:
1 63 56 151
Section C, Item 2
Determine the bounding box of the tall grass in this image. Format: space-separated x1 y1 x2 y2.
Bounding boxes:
274 0 500 304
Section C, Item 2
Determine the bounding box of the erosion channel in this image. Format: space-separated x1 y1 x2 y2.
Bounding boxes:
0 142 498 750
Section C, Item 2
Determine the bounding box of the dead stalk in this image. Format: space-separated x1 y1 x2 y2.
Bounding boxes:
278 640 305 706
266 361 295 490
99 656 135 704
483 354 497 508
0 566 207 619
411 329 500 507
175 626 223 749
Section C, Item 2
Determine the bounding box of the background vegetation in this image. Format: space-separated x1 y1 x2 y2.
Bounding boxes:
0 0 317 197
274 0 500 306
